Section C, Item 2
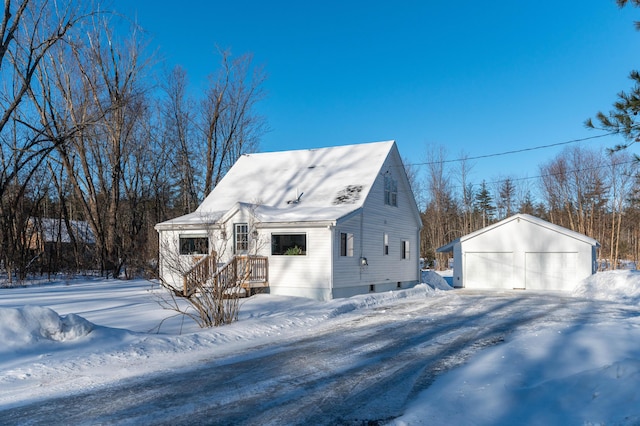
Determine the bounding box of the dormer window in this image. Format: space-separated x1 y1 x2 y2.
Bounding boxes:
384 175 398 207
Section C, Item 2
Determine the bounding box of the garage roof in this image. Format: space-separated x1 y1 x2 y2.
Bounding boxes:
437 213 600 252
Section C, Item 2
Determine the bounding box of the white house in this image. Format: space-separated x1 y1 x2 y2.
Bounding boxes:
436 213 599 291
155 140 422 301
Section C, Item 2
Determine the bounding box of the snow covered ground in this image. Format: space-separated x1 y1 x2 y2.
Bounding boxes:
0 270 639 424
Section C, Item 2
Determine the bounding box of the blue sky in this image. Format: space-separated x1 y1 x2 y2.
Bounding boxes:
116 1 639 197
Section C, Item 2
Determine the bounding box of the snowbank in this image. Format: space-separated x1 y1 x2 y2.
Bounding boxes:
421 270 453 290
573 269 640 304
0 306 93 351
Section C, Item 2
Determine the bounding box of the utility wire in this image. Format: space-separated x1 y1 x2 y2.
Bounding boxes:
482 159 638 187
407 132 619 166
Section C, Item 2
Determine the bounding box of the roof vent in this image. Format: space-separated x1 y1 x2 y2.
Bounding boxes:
287 192 304 204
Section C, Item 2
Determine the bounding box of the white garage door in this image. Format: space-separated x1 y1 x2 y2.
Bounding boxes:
464 252 513 289
525 252 577 291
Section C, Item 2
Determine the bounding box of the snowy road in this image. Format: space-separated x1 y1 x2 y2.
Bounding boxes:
1 291 632 425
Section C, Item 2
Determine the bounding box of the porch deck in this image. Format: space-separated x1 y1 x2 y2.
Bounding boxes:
183 253 268 297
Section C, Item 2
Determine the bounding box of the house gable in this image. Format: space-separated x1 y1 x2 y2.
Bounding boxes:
459 214 599 248
329 143 421 296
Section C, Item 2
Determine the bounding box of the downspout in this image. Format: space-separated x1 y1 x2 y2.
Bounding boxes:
359 209 365 281
417 227 422 283
329 223 335 299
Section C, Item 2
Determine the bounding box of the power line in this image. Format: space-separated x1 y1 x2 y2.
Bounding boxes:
482 159 638 187
408 132 619 166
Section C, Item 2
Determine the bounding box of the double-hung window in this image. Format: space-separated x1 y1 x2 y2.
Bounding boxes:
401 240 410 259
340 232 354 257
234 223 248 253
384 175 398 207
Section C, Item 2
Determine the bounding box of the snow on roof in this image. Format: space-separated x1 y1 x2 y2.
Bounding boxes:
159 141 396 227
155 210 228 228
437 213 600 252
34 218 95 244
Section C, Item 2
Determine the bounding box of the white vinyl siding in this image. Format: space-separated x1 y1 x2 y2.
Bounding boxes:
345 151 421 294
267 226 332 300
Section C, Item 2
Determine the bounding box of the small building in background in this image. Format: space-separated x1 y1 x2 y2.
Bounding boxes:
27 218 96 272
437 213 599 291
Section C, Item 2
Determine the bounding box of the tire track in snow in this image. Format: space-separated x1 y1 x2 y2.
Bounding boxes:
0 292 604 425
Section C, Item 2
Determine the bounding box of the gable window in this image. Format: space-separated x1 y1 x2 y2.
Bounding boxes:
384 174 398 207
401 240 410 259
272 233 306 255
384 233 389 255
234 223 248 253
180 236 208 255
340 232 354 257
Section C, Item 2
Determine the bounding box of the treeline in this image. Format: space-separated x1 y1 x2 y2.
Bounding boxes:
0 1 266 282
417 145 640 270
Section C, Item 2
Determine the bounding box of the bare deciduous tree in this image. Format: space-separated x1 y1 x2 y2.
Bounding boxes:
160 66 199 214
456 152 475 234
607 151 637 269
0 0 92 282
32 14 151 277
422 146 456 269
200 49 267 196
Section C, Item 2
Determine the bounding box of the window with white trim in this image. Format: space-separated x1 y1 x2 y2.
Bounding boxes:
401 240 410 259
340 232 354 257
384 233 389 255
272 233 307 255
234 223 248 253
179 236 208 255
384 174 398 206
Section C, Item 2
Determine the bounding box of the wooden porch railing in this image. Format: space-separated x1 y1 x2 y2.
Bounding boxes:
213 255 269 289
182 252 218 297
182 253 268 297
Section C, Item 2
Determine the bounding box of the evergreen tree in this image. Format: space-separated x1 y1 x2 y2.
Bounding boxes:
474 180 496 228
518 190 536 215
498 178 516 219
586 1 640 154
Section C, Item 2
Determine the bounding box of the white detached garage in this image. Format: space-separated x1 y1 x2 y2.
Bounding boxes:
437 214 599 291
